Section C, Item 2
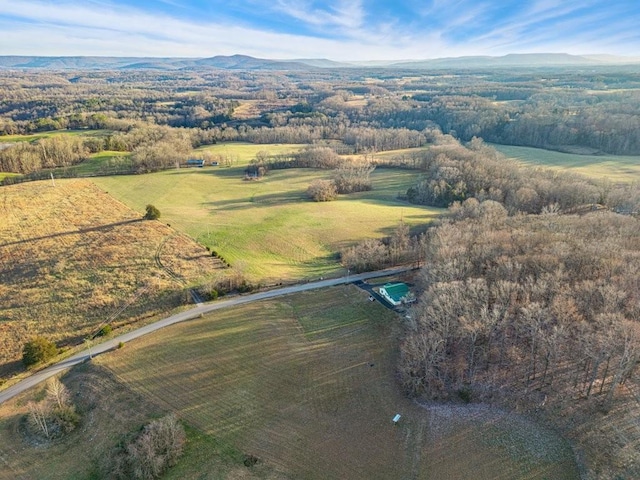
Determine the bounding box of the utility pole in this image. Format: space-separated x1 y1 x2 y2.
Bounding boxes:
85 338 93 360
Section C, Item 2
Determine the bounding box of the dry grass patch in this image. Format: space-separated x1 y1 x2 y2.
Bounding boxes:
416 404 578 480
232 100 297 120
0 363 281 480
0 365 164 480
0 179 226 378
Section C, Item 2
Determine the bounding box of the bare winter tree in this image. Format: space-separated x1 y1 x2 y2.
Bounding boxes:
332 159 375 194
27 401 50 439
307 179 338 202
25 377 78 441
46 377 70 409
113 414 186 480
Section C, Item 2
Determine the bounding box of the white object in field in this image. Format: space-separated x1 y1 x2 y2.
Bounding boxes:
392 414 401 424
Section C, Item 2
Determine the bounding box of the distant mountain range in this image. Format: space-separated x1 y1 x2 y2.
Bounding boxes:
387 53 640 69
1 53 639 71
0 54 306 71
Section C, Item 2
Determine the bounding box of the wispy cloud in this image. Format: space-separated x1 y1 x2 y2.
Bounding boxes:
465 0 640 55
0 0 638 59
0 0 443 59
273 0 365 31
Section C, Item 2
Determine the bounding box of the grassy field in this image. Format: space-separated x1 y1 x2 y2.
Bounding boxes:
0 130 127 178
195 141 307 162
0 151 132 183
0 286 580 479
0 143 439 374
0 172 19 182
0 129 111 143
0 363 168 480
0 179 226 376
341 146 430 163
72 150 132 175
492 143 640 183
93 143 442 281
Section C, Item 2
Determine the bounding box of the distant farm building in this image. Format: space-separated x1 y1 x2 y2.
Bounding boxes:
379 283 412 306
185 159 205 167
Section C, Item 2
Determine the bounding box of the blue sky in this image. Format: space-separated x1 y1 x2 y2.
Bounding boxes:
0 0 639 60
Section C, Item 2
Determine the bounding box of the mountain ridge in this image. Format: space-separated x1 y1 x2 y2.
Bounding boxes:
1 53 639 70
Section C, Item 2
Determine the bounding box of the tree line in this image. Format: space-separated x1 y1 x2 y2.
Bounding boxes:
0 135 88 173
402 136 640 215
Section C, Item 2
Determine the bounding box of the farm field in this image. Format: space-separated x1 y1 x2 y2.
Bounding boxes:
0 363 169 480
93 143 443 281
71 150 132 175
0 179 226 377
0 151 132 185
0 286 580 479
0 129 112 143
492 143 640 183
28 151 133 178
340 145 430 164
195 141 307 162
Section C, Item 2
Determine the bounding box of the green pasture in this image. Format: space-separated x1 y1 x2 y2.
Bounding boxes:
73 150 132 175
1 151 131 180
492 143 640 183
93 143 442 281
370 146 429 161
0 129 111 143
0 172 18 182
195 141 307 162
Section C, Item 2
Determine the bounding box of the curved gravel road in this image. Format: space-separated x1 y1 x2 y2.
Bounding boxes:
0 266 415 405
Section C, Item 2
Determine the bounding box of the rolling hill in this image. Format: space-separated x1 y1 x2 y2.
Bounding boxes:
2 53 639 71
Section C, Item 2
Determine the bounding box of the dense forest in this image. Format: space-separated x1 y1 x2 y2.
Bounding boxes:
2 66 640 160
400 207 640 407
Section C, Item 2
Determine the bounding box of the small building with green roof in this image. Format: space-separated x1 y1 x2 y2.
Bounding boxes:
379 282 410 306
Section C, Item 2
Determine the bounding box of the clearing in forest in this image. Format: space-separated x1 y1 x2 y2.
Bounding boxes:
0 129 112 144
492 143 640 183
